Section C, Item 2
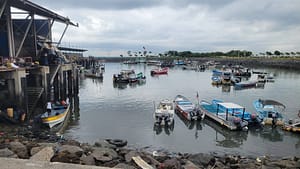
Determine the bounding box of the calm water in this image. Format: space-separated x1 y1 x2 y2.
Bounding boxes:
64 62 300 157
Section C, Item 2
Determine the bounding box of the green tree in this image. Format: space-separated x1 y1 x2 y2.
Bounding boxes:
274 50 281 56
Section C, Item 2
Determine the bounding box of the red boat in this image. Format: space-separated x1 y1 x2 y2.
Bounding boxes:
150 67 168 75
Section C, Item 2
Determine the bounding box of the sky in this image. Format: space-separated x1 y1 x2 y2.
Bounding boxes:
27 0 300 56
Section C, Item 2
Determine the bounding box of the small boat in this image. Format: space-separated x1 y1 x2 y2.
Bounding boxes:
221 71 232 85
153 99 175 126
212 69 223 76
257 74 266 83
282 119 300 133
84 65 103 78
136 72 146 83
40 101 70 128
174 95 204 121
211 75 222 85
234 80 257 89
150 67 168 75
113 69 135 83
211 99 262 125
253 99 286 126
199 99 248 131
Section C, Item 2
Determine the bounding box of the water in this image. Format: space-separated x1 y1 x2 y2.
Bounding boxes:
64 62 300 157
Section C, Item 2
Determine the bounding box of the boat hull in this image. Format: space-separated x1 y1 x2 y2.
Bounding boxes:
174 95 204 121
41 104 70 128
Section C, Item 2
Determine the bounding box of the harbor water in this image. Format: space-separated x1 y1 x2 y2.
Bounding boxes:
64 62 300 157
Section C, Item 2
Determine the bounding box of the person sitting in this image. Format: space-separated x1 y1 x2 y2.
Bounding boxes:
47 102 52 116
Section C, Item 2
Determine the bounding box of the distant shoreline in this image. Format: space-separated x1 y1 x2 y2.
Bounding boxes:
96 56 300 70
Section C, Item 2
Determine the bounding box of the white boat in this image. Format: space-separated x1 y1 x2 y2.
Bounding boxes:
41 101 70 128
153 99 175 126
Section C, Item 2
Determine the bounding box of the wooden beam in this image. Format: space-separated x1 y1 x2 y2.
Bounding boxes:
132 156 154 169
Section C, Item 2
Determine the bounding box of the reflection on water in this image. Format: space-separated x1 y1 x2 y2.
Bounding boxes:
204 119 248 148
249 126 284 142
64 63 300 156
176 111 202 139
153 122 174 135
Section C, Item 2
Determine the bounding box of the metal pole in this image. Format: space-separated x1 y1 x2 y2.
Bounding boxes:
6 6 15 58
15 14 33 58
57 24 69 47
242 108 245 120
0 0 7 18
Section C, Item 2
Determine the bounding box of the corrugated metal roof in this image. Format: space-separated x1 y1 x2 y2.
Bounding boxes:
6 0 78 26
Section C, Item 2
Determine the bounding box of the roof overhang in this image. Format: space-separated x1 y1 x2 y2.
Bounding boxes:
6 0 78 26
58 46 87 52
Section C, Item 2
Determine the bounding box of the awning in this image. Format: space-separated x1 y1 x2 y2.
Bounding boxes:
6 0 78 26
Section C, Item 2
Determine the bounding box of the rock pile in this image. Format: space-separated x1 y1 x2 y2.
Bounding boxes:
0 138 299 169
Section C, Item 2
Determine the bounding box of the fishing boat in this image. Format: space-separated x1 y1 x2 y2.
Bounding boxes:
211 75 222 85
136 72 146 84
253 99 286 126
113 69 135 83
199 99 248 131
150 67 168 75
84 65 103 78
234 80 257 89
212 99 262 125
153 99 175 126
221 71 232 85
174 95 204 121
40 101 70 128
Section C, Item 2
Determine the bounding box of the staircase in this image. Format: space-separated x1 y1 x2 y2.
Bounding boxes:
27 87 44 116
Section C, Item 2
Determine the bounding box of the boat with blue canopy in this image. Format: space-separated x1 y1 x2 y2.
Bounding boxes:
199 99 249 131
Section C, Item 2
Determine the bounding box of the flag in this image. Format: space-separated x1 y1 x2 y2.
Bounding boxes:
143 46 146 50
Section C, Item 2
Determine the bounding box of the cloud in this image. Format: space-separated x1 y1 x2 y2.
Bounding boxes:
28 0 300 56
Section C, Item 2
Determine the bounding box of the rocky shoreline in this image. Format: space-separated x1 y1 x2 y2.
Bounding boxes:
0 125 299 169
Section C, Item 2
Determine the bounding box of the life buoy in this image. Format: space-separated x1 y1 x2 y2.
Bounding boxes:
106 139 127 147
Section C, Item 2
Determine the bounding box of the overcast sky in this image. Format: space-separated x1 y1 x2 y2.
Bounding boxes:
29 0 300 56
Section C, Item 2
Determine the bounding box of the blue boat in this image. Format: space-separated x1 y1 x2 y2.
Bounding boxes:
212 69 223 76
212 99 262 125
199 99 249 131
253 99 286 126
211 75 222 85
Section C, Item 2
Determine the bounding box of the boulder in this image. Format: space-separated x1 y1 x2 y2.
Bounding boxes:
80 154 96 165
30 146 54 162
114 163 137 169
51 145 84 164
183 160 201 169
9 141 29 159
30 146 44 156
158 158 181 169
91 147 118 163
125 151 140 163
188 153 215 167
0 148 18 158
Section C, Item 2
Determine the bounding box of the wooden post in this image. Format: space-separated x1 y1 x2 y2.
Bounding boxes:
226 109 228 121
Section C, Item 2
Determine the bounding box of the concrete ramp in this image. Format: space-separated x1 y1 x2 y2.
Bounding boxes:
0 158 112 169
